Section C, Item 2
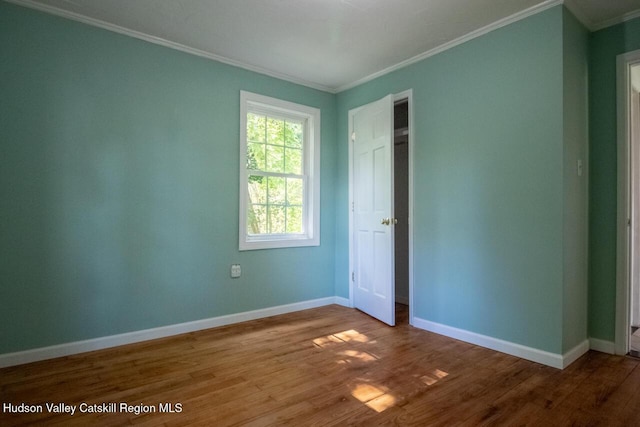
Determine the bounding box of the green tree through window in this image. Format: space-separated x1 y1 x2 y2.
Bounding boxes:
239 91 320 250
246 113 304 235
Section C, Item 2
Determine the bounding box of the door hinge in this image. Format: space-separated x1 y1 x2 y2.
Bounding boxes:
351 132 356 142
352 202 354 212
352 272 355 282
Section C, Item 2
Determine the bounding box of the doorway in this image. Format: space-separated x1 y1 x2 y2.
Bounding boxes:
615 50 640 357
348 90 413 327
394 99 410 324
629 63 640 357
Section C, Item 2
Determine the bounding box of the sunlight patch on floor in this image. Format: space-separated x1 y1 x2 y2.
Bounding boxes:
366 392 398 413
311 329 396 411
338 349 378 362
334 329 370 343
312 330 371 348
312 334 344 347
351 382 387 402
420 369 449 386
350 382 397 413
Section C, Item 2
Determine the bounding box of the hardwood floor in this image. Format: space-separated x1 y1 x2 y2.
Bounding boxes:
2 304 640 426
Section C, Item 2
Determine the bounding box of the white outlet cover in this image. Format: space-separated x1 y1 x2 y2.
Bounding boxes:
231 264 241 278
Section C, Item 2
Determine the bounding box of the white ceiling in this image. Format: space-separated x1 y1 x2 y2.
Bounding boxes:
9 0 640 92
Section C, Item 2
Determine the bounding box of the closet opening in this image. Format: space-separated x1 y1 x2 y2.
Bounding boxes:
394 99 410 325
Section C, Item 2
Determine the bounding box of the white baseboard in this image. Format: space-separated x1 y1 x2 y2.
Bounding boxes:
589 337 615 354
562 340 590 369
412 316 588 369
0 296 341 368
2 300 602 370
334 296 352 307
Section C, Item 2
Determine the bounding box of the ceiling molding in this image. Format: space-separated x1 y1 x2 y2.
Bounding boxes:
591 8 640 32
4 0 335 93
562 0 595 30
336 0 563 93
6 0 640 94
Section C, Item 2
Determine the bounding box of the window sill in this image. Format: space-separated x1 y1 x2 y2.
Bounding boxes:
239 236 320 251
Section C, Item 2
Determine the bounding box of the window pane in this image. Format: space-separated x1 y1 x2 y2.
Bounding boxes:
266 117 284 145
247 142 265 171
266 144 284 173
247 113 266 143
284 147 302 174
240 91 319 249
286 206 303 233
247 176 267 204
286 178 303 206
268 177 286 205
284 120 303 148
268 205 286 234
247 204 266 235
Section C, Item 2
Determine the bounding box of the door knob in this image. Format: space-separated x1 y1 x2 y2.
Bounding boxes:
381 218 390 225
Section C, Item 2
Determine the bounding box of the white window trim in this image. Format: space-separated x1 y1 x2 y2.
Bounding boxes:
239 90 321 251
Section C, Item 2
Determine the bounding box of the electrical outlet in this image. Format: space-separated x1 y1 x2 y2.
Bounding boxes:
230 264 241 278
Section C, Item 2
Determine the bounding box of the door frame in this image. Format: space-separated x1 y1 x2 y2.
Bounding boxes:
348 89 415 325
615 49 640 355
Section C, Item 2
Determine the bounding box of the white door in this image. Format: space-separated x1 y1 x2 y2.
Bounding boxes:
350 95 395 326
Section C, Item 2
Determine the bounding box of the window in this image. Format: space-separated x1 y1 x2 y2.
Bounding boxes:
239 91 320 250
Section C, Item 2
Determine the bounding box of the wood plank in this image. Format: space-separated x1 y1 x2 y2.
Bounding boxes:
1 304 640 426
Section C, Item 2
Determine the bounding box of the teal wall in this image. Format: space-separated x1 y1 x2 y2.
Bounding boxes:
1 0 624 358
337 7 568 353
0 2 337 354
562 8 589 353
588 17 640 342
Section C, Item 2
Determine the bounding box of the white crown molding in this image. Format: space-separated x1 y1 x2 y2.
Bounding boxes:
0 296 342 368
5 0 638 97
2 0 567 94
564 0 640 32
591 8 640 32
335 0 564 93
562 0 596 30
3 0 335 93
